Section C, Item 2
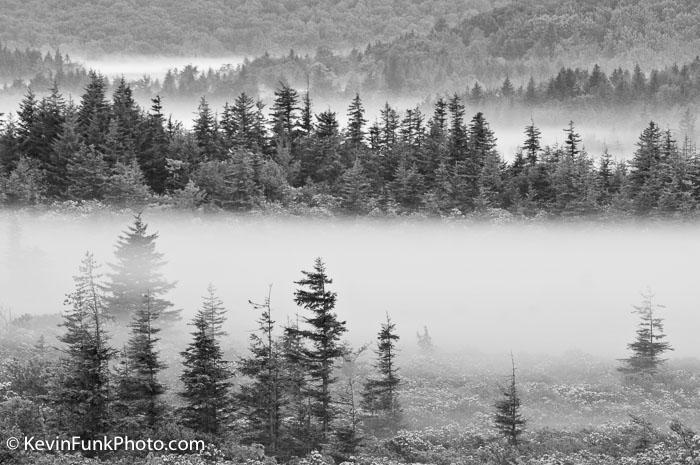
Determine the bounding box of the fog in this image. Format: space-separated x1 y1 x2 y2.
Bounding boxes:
1 211 699 360
75 55 247 81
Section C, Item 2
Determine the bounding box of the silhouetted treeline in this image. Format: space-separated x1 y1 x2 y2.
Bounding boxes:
0 74 698 217
0 42 81 81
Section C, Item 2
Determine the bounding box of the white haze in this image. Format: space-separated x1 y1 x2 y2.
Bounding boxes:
1 211 699 360
75 55 247 81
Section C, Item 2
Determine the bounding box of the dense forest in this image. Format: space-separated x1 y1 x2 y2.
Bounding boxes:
0 214 697 465
5 41 700 112
0 73 698 218
2 0 699 83
0 0 507 55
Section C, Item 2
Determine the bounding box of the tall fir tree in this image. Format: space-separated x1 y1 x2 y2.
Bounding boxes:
115 289 166 432
238 286 283 454
618 291 673 377
56 252 114 440
361 313 401 428
494 354 526 445
106 214 177 323
179 286 233 435
289 258 348 442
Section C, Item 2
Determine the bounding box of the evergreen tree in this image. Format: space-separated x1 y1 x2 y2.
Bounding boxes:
238 286 283 454
77 71 111 148
523 121 542 166
50 108 81 198
563 121 582 159
628 122 664 213
56 252 113 440
179 286 233 435
362 314 401 423
65 144 109 200
301 91 313 136
139 96 169 194
270 82 300 167
193 97 220 161
618 291 673 377
501 76 515 100
494 354 525 445
115 290 166 431
289 258 348 441
447 94 467 163
106 214 177 323
346 93 367 147
339 158 371 214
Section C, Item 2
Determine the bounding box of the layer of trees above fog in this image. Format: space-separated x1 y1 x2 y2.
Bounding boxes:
0 214 681 464
0 0 505 55
6 39 700 105
1 0 698 71
1 74 699 218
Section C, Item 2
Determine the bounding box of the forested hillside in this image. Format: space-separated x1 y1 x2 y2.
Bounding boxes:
0 0 507 55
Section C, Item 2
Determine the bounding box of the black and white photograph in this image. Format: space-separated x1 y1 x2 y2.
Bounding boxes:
0 1 700 464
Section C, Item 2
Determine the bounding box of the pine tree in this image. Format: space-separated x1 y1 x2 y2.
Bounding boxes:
56 252 114 440
301 91 313 136
77 71 111 148
179 286 233 435
51 108 82 198
115 290 166 431
238 286 283 454
280 315 314 456
270 82 300 166
106 214 177 323
139 95 169 194
289 258 348 441
447 94 467 163
362 314 400 423
346 94 367 147
628 122 663 214
339 158 371 214
65 144 109 200
494 354 525 445
193 97 220 161
501 76 514 100
523 121 542 166
618 291 673 377
563 121 582 159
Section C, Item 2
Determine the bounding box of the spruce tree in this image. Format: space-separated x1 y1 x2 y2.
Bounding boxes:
115 290 166 431
563 121 582 159
238 286 283 454
193 96 220 161
523 121 541 166
106 214 177 323
618 291 673 377
346 94 367 147
56 252 114 440
179 286 232 435
139 96 169 194
289 258 348 441
494 354 525 445
77 71 111 148
362 314 401 422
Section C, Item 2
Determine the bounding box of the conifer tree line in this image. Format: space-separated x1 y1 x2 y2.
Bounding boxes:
1 74 699 217
33 215 405 460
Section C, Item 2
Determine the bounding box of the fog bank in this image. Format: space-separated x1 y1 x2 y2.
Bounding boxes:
1 212 698 359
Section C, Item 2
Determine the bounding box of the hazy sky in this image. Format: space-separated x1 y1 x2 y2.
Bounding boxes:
1 211 698 359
